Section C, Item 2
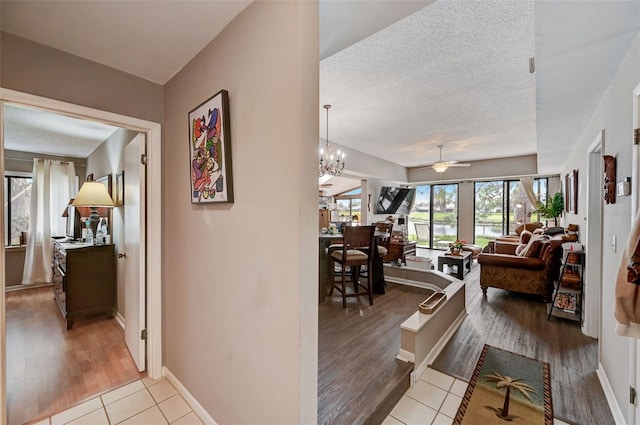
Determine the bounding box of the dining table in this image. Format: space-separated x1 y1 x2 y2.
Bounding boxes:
318 232 387 303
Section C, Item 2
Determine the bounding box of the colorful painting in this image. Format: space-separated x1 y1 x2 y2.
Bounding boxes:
188 89 234 204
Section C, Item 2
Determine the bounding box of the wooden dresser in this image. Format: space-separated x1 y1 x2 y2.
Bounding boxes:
52 239 116 330
384 240 418 263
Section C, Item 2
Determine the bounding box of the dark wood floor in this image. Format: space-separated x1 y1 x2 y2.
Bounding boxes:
318 282 434 425
6 286 143 425
431 254 613 425
318 248 613 425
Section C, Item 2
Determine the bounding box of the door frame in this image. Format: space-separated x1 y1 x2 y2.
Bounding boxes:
631 80 640 425
585 131 604 339
0 88 163 421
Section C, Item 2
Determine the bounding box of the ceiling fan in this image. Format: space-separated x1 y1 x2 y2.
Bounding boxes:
428 144 471 173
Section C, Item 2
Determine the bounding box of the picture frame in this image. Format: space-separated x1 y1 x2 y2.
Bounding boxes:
565 169 578 214
86 173 94 182
95 174 113 233
115 171 124 206
188 89 234 204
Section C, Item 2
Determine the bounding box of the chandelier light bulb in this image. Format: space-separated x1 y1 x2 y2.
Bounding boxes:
319 104 345 177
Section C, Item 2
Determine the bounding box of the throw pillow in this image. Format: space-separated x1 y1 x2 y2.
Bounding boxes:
524 240 542 258
544 226 565 236
519 230 532 244
518 234 544 257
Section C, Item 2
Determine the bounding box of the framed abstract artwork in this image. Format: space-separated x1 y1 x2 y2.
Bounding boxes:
188 89 234 204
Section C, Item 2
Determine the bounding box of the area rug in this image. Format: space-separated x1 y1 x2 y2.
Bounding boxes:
453 344 553 425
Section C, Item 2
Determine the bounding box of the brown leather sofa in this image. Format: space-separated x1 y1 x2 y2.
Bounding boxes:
478 234 563 301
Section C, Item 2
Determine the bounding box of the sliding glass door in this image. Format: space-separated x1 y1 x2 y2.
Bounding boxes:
408 184 458 249
473 178 548 245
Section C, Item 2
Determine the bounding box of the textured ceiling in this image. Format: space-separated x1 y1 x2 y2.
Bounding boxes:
320 0 537 169
3 104 118 158
0 0 252 84
2 0 639 176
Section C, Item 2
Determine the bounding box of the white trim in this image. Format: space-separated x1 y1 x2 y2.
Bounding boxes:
115 311 125 330
631 79 640 425
597 363 628 425
409 311 466 386
163 367 219 425
584 131 604 339
397 349 415 364
0 101 6 425
0 88 163 389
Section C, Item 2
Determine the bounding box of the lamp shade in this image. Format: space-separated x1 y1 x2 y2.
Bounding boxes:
73 182 115 207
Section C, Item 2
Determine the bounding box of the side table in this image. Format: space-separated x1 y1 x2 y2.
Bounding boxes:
437 251 472 280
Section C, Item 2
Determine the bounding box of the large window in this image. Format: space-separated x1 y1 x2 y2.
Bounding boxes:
4 174 33 246
408 183 458 249
473 178 547 246
335 188 361 222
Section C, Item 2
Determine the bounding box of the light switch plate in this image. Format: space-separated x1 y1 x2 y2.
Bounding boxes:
612 236 617 253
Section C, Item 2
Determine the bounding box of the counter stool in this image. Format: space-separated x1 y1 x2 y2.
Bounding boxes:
328 225 375 308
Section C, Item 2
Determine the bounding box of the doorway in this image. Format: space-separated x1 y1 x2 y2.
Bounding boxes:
0 88 163 423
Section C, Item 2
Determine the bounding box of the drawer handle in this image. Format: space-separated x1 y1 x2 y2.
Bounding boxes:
118 252 127 258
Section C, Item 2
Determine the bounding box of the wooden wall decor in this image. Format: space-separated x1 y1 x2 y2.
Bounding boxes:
603 155 616 204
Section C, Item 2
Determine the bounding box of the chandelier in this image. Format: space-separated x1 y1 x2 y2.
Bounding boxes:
319 104 345 177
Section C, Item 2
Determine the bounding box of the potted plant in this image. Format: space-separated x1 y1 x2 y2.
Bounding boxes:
534 192 564 226
449 239 465 255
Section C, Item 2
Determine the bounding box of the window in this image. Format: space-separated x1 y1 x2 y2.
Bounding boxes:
335 188 361 222
4 173 32 246
473 178 548 245
407 183 459 248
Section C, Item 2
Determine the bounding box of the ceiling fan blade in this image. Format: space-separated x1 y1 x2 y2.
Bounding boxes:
448 163 471 167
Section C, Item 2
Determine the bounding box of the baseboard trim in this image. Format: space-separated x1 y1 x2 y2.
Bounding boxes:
5 283 52 292
163 367 218 425
411 310 467 386
114 311 125 330
596 362 627 425
397 349 415 363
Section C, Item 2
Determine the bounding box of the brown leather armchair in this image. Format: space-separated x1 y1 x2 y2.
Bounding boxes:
478 238 562 301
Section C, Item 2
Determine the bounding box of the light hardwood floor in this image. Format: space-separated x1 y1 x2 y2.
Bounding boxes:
6 286 142 425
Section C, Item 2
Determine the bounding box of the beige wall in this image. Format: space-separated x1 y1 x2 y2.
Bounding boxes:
163 2 317 423
86 128 138 314
0 32 163 124
560 34 640 422
5 149 86 181
5 247 25 287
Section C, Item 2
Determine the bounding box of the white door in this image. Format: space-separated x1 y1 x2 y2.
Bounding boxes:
633 82 640 425
123 134 146 371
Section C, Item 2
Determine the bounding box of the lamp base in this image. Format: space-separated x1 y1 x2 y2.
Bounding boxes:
88 208 101 242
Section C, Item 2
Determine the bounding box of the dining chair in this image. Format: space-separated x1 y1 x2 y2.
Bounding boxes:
328 225 375 308
374 221 393 259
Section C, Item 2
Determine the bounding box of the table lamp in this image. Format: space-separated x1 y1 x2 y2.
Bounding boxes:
72 182 115 237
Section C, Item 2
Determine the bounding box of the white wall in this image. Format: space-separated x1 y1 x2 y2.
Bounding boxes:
86 128 138 314
163 2 317 423
560 34 640 423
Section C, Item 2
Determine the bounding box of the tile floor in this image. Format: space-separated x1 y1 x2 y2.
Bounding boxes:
31 376 203 425
384 367 571 425
36 366 573 425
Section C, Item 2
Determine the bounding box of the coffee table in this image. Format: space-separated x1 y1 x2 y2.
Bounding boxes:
437 251 472 280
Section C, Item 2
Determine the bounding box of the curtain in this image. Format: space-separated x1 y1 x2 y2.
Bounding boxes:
519 177 539 207
22 159 77 285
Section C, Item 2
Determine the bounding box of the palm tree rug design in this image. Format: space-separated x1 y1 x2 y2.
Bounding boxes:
453 344 553 425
